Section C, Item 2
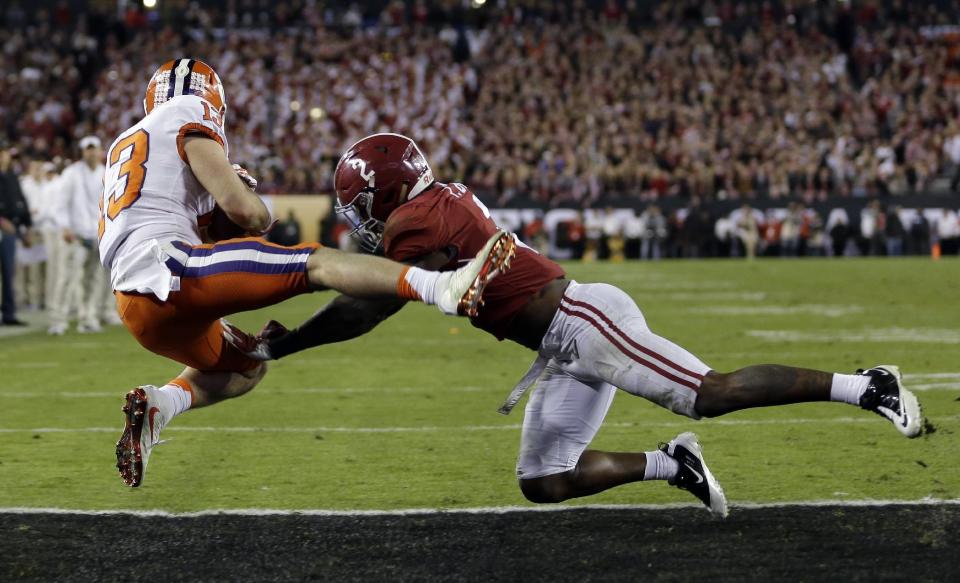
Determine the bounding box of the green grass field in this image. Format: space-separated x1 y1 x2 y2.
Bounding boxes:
1 258 957 512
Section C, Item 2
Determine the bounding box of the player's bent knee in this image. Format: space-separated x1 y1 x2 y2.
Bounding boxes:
243 361 267 383
694 371 733 418
234 363 267 395
519 474 572 504
200 363 267 402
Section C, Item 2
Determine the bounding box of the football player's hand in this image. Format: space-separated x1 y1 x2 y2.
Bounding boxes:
256 319 290 341
221 319 274 361
232 164 258 192
0 217 14 235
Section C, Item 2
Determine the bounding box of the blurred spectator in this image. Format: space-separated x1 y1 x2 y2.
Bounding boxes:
827 207 851 257
806 209 825 257
0 143 31 325
47 136 115 335
602 208 625 262
735 204 760 260
944 127 960 194
937 210 960 256
583 211 604 262
907 212 930 256
2 1 959 202
860 200 885 256
522 217 549 255
16 158 51 309
639 205 668 260
780 202 803 257
714 214 735 258
269 210 303 247
622 210 642 259
885 206 905 256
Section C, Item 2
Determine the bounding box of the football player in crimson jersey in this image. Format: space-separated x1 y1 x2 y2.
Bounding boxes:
225 133 924 516
104 62 515 488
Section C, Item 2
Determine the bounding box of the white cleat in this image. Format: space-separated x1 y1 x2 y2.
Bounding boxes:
115 386 164 487
662 432 728 518
78 322 103 334
47 323 67 336
435 230 516 317
856 365 923 438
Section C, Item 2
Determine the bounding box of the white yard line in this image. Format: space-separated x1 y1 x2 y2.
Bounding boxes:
690 305 864 317
911 382 960 390
1 414 957 435
1 498 958 517
747 328 960 344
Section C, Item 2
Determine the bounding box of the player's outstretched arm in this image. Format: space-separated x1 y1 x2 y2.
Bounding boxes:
222 251 452 361
270 294 408 359
182 136 271 232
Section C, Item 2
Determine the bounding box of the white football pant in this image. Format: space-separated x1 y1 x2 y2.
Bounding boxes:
517 281 711 480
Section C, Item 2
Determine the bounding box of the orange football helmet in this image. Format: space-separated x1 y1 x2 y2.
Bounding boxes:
143 58 226 118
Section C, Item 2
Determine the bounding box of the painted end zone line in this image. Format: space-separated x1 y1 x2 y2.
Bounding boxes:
1 499 958 518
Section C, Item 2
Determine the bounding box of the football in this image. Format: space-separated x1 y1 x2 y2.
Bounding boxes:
207 204 247 241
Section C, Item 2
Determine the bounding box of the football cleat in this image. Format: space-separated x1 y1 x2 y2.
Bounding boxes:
661 432 728 518
115 386 164 487
857 365 922 438
436 230 516 317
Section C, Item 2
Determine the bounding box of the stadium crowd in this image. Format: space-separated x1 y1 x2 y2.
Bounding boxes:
3 0 960 201
2 0 960 329
532 199 959 262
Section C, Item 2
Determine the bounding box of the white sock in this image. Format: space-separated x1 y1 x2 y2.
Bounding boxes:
153 379 194 425
399 266 442 305
643 449 680 481
830 373 871 406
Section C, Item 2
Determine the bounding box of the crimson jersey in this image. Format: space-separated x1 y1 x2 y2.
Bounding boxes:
383 182 565 340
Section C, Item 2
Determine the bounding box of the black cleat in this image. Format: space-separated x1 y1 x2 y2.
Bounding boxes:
857 365 922 438
661 432 728 518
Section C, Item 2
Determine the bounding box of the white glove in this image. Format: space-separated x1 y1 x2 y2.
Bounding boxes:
232 164 258 191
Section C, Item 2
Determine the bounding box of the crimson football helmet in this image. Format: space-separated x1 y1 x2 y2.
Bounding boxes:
334 133 435 252
143 58 226 119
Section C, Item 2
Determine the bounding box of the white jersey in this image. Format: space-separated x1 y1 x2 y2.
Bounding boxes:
98 95 228 300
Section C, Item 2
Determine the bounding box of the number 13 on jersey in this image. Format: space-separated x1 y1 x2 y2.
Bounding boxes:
98 129 150 239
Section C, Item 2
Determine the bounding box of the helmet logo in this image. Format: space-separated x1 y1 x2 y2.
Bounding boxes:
175 61 191 78
348 157 376 187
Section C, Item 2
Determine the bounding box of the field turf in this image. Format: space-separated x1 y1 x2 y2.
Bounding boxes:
1 258 958 580
1 258 958 510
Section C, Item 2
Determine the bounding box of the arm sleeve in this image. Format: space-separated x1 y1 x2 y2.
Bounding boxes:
382 206 448 262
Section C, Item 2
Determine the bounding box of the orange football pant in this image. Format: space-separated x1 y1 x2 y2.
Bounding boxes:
116 237 320 372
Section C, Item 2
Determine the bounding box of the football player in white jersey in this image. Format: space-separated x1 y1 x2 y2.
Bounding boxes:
100 59 516 487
